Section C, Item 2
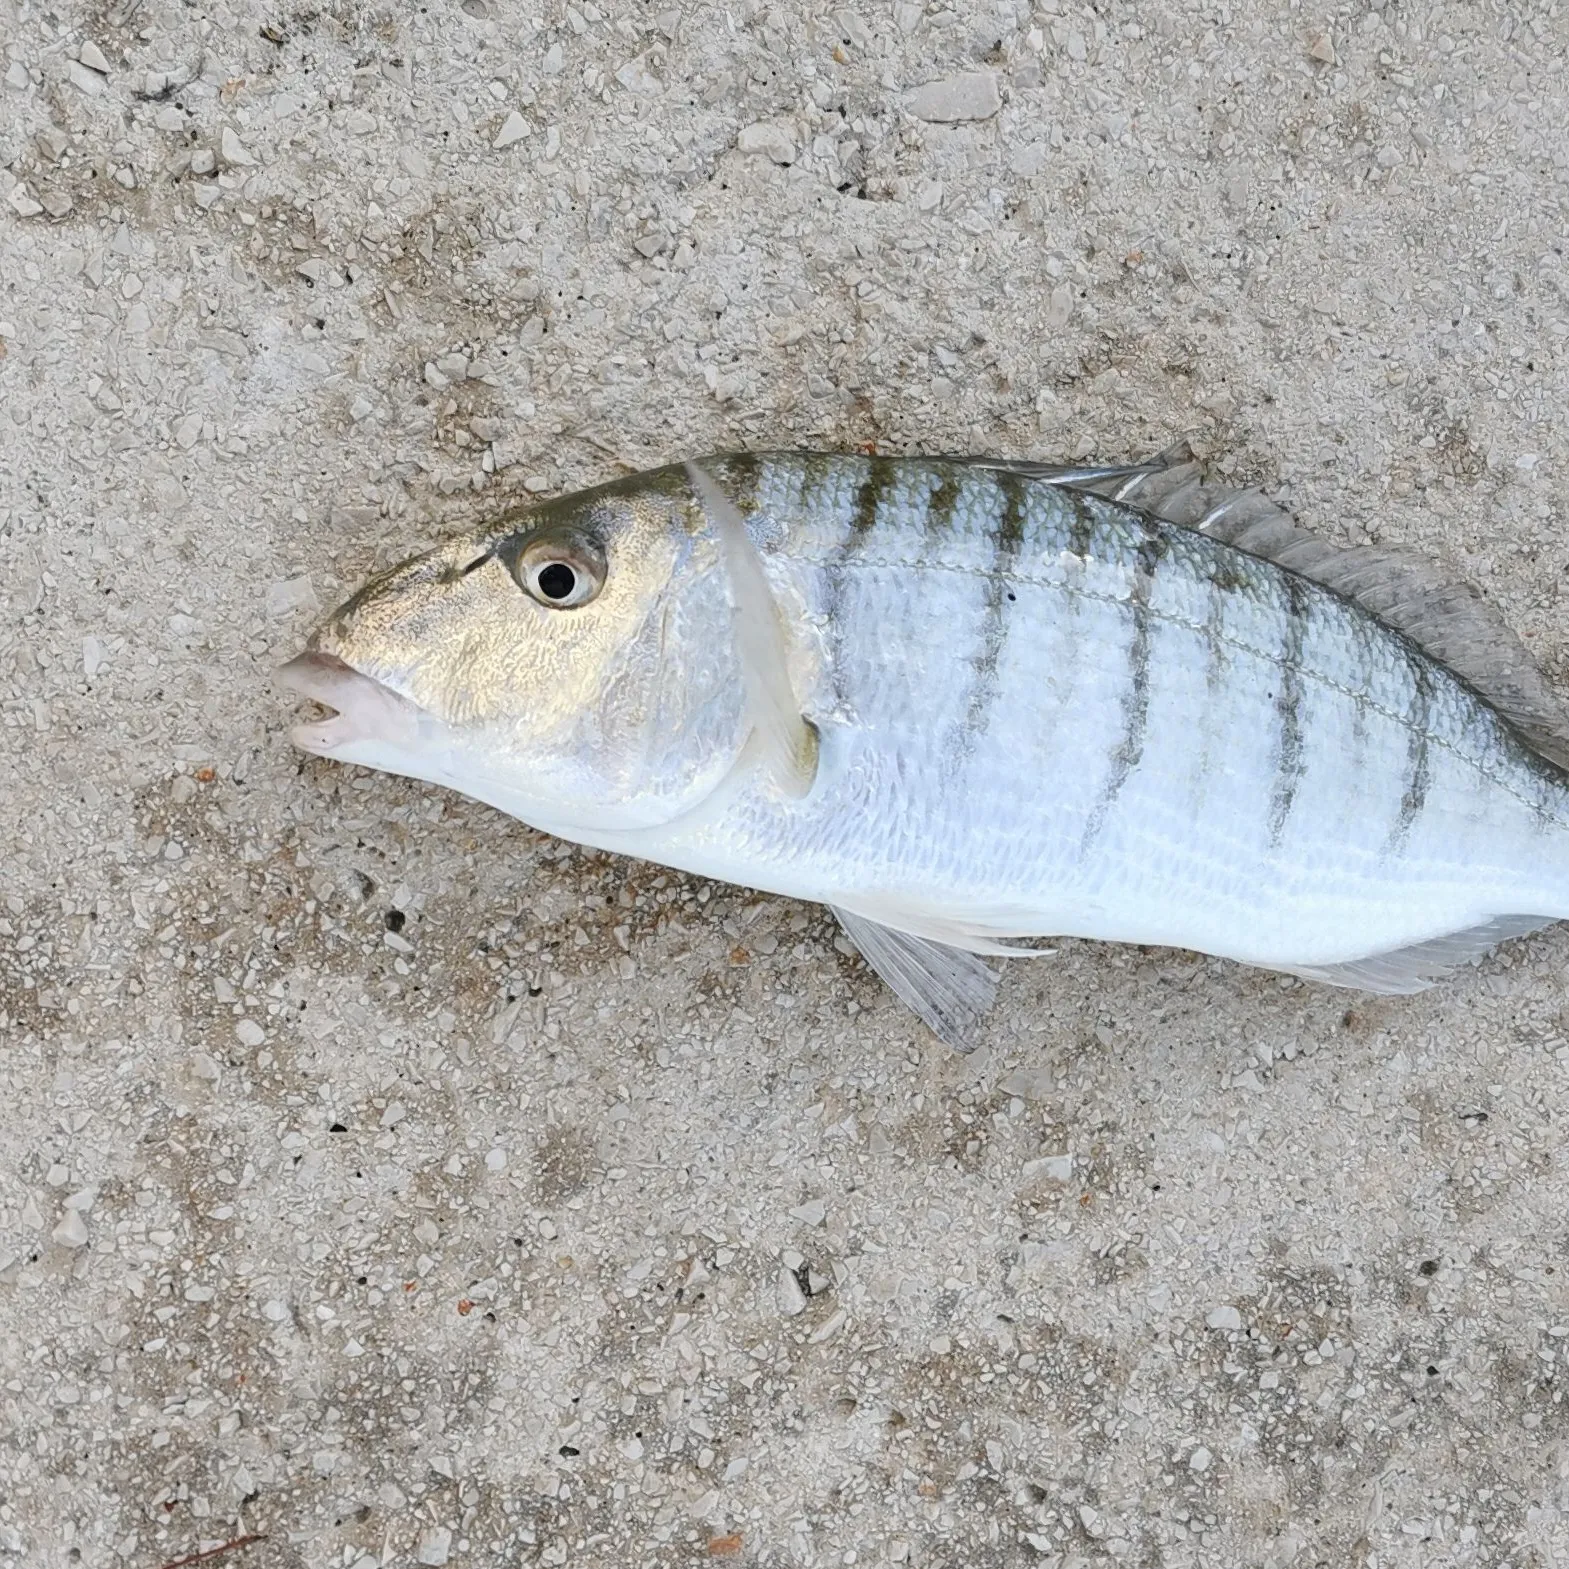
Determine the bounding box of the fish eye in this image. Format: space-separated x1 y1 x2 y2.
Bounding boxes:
508 529 606 610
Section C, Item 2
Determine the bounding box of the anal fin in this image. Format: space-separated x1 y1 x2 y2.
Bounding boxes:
832 905 998 1053
1282 915 1555 995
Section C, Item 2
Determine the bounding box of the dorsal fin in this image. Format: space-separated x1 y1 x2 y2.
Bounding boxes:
1038 445 1569 775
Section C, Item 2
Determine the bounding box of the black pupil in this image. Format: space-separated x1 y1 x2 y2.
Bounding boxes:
536 562 577 601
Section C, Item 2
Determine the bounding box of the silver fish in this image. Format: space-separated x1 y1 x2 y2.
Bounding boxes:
281 447 1569 1049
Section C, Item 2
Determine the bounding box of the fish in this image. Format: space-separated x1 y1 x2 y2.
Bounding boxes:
280 445 1569 1051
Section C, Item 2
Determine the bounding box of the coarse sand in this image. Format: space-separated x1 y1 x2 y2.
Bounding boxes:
4 1 1569 1565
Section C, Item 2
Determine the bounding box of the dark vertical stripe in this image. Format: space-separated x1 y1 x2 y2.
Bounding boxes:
959 471 1028 744
722 450 762 513
825 456 893 707
848 456 888 544
1189 572 1231 811
925 466 963 549
1387 658 1433 853
1067 493 1096 563
1081 521 1169 851
1267 576 1309 847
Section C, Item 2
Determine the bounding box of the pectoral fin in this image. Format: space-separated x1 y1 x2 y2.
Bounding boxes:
686 461 819 799
832 905 999 1053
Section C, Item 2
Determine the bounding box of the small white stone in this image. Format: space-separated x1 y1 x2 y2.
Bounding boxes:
722 1457 748 1483
907 72 1001 123
78 41 112 74
190 148 217 176
68 60 104 95
1309 33 1336 63
415 1526 452 1566
235 1019 265 1047
1189 1445 1213 1472
154 106 184 132
52 1208 89 1249
266 576 318 617
789 1198 826 1226
190 1052 220 1081
399 146 430 179
916 179 943 211
173 412 202 449
380 1100 407 1128
494 111 530 148
485 1147 507 1172
807 1309 847 1343
4 61 30 91
219 127 255 167
7 185 43 219
777 1266 807 1316
542 42 564 74
737 121 797 164
1206 1305 1242 1332
1022 1153 1074 1183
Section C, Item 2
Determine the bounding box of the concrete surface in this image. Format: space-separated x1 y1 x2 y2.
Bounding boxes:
4 0 1569 1565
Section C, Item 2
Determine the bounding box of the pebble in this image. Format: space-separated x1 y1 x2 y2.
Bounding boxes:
1206 1305 1242 1332
415 1526 452 1566
67 60 104 95
1189 1445 1213 1473
736 122 796 164
190 148 217 176
789 1198 826 1226
173 412 202 449
1022 1153 1074 1183
219 128 255 168
777 1266 807 1316
906 73 1001 124
4 60 29 90
8 184 43 219
1309 34 1336 63
52 1208 89 1249
78 41 112 74
267 576 318 616
807 1308 847 1343
154 107 184 133
494 111 531 149
235 1019 265 1047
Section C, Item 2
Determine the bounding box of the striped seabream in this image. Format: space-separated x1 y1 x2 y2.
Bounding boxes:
280 447 1569 1048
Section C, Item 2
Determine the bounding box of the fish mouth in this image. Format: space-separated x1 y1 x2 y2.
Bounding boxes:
277 651 431 757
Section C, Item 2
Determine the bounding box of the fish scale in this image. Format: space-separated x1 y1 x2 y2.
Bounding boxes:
284 446 1569 1048
692 453 1569 964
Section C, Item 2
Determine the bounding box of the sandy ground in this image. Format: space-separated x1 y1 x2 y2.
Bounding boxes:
4 0 1569 1565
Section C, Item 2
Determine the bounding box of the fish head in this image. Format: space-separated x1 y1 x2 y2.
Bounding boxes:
280 468 749 833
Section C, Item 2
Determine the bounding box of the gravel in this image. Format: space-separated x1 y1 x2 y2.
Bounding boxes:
4 0 1569 1566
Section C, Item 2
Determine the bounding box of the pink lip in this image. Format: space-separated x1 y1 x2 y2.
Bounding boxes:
277 651 429 755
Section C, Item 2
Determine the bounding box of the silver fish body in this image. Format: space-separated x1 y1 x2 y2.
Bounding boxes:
284 450 1569 1044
